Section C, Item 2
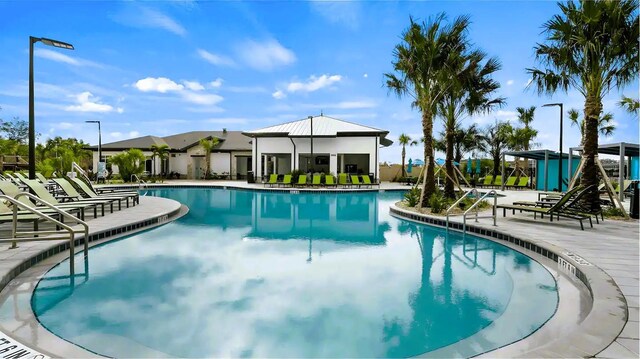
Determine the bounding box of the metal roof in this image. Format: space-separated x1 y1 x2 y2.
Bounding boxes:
570 142 639 157
243 115 388 137
91 131 252 152
504 150 581 161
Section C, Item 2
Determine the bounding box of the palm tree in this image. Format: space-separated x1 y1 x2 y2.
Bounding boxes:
150 144 171 177
199 137 219 179
515 106 536 151
619 95 639 115
568 109 616 145
386 14 472 206
479 121 511 177
398 134 417 178
434 124 482 164
527 0 638 208
438 47 505 198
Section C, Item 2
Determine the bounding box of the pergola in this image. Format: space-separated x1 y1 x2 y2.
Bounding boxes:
569 142 639 201
501 150 580 191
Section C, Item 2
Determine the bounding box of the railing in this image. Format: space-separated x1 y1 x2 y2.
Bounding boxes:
72 162 92 184
462 190 498 233
0 194 89 275
446 188 479 228
131 174 147 189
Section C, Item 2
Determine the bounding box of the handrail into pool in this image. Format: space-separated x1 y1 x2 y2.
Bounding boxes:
0 194 89 275
131 174 147 189
463 190 497 233
445 188 478 230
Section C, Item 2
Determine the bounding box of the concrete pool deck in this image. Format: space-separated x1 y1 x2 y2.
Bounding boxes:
0 181 636 357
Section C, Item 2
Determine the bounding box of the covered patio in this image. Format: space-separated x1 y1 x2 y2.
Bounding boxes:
502 150 580 192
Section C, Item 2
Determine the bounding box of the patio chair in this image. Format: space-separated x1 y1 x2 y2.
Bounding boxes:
296 174 307 187
324 175 337 187
338 173 350 188
0 181 83 222
22 179 108 218
515 176 529 189
492 175 503 189
312 174 321 187
264 174 278 187
362 175 376 188
53 178 129 211
497 186 591 230
477 175 494 188
35 172 50 184
70 178 139 207
279 174 292 188
504 176 517 189
351 175 362 188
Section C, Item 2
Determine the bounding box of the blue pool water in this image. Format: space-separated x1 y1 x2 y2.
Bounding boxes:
32 188 557 358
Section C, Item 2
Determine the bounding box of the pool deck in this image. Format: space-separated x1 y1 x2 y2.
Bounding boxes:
0 181 637 357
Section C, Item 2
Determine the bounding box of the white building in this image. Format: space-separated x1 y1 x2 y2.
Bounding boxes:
243 115 392 180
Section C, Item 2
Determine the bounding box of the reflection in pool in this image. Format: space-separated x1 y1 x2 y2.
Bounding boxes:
32 188 557 358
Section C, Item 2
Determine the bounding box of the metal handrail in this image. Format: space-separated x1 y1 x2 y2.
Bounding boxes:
130 174 147 188
0 194 89 275
462 190 498 233
445 188 478 228
72 162 93 184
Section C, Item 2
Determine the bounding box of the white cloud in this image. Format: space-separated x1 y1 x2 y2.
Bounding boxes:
34 49 101 68
237 39 296 71
310 1 361 28
134 77 184 93
182 92 223 105
65 92 120 113
363 73 368 78
197 49 236 67
110 132 122 139
332 100 375 109
227 86 267 93
506 80 514 86
57 122 73 129
114 6 186 36
272 90 286 100
286 74 342 93
209 78 223 88
128 131 140 138
183 81 205 91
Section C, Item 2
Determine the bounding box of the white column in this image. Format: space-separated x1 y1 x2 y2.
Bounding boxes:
619 143 625 202
330 153 337 175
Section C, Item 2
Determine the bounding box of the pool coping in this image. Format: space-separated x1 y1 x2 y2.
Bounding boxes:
389 204 627 358
100 182 408 194
0 196 187 358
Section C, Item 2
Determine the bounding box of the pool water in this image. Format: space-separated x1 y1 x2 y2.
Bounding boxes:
32 188 557 358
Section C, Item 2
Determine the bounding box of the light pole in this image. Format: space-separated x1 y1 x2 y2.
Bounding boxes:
542 103 563 191
85 120 101 164
29 36 74 179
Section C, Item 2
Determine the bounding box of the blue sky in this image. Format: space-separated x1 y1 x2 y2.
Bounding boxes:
0 0 637 163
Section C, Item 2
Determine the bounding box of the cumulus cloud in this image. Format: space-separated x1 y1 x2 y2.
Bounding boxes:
134 77 184 93
237 39 296 71
65 92 123 113
272 90 286 100
182 92 223 106
209 78 223 88
197 49 235 67
286 74 342 93
183 81 205 91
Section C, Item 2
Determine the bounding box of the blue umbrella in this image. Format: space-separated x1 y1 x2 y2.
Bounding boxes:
413 159 424 166
407 158 413 173
466 157 472 174
476 159 481 174
436 158 460 166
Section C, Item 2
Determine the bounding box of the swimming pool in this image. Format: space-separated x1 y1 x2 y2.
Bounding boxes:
32 188 557 358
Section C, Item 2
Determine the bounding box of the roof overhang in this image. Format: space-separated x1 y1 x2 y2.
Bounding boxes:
570 142 639 157
504 150 581 161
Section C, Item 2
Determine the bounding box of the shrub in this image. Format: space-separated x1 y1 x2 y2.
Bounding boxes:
603 206 625 218
107 149 146 182
289 169 305 183
404 187 421 207
429 190 447 214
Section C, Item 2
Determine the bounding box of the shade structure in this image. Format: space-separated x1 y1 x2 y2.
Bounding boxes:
407 158 413 173
413 159 424 166
435 158 460 166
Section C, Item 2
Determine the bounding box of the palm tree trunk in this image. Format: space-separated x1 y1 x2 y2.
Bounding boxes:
581 95 602 210
401 146 406 178
492 151 500 177
419 110 436 207
444 129 455 199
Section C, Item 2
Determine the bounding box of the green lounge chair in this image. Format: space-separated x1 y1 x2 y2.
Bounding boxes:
477 175 494 188
515 176 529 189
362 175 376 188
296 174 307 187
70 178 138 207
324 175 337 187
351 175 362 188
22 180 108 217
35 172 50 184
279 174 292 187
264 174 278 187
493 175 503 188
53 178 128 210
497 186 591 230
504 176 517 189
338 173 349 188
312 174 321 187
0 180 84 219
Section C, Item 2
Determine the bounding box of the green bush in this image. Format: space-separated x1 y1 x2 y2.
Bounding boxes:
429 190 447 214
107 149 146 182
603 206 625 218
404 187 421 207
289 169 305 183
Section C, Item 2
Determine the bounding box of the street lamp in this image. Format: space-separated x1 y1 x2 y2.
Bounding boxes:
29 36 74 179
542 103 563 191
85 120 102 163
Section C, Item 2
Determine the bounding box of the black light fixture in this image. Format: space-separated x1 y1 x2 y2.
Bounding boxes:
85 120 102 163
542 103 564 191
29 36 74 179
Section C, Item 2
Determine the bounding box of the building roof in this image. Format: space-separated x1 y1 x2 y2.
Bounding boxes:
91 130 251 152
504 150 581 161
570 142 639 157
243 115 392 146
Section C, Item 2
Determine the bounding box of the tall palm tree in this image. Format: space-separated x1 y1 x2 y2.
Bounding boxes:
527 0 638 208
398 133 417 178
150 144 171 177
434 124 482 164
438 48 505 198
199 137 219 179
386 14 472 207
479 121 511 177
515 106 536 151
568 109 616 145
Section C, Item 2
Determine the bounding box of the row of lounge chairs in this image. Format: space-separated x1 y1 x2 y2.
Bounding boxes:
0 176 139 231
477 175 529 189
264 174 378 188
496 185 602 230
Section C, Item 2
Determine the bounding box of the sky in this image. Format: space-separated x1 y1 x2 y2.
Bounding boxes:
0 0 637 163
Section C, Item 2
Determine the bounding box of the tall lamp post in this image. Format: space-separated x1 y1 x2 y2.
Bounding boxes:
29 36 74 179
85 120 101 164
542 103 563 191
